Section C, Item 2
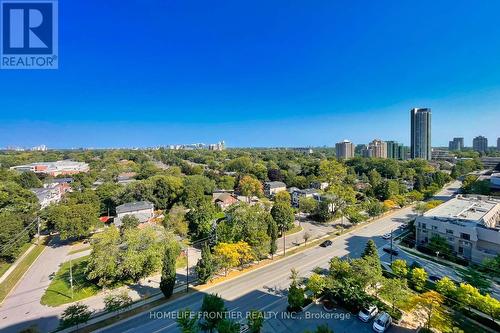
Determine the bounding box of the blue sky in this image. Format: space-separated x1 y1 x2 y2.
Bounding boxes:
0 0 499 148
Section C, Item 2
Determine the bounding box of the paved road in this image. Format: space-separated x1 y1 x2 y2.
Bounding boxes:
96 206 415 333
0 237 90 333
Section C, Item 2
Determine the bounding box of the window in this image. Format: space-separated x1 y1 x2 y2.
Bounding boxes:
458 247 463 255
432 226 438 230
421 223 427 230
460 233 470 241
446 229 453 235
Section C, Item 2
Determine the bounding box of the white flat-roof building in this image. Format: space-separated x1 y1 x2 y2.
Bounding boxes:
10 160 89 176
416 195 500 264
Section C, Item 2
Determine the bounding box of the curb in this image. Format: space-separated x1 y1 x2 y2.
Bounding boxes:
0 243 46 306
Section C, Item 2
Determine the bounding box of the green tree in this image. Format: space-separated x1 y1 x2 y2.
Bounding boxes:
121 214 140 230
238 175 263 201
160 240 181 298
267 217 278 258
427 235 451 257
199 294 226 333
319 159 347 185
435 277 457 298
380 277 409 311
411 291 450 332
103 291 132 313
366 200 385 217
147 175 184 209
461 267 491 294
176 308 198 333
315 199 332 222
274 190 291 204
271 202 295 231
86 226 122 287
216 319 240 333
186 200 217 240
164 204 188 237
44 202 100 240
195 244 215 284
247 309 264 333
182 175 215 208
306 273 326 297
299 196 318 215
59 303 93 329
361 239 378 259
391 259 409 279
217 175 235 191
288 268 305 310
121 226 165 282
410 267 428 291
17 171 42 189
0 212 30 260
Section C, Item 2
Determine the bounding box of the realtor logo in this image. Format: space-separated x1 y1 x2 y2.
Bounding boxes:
1 0 58 69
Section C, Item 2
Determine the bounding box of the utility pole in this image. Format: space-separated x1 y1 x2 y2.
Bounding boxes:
283 225 286 256
69 257 74 299
390 229 394 264
37 217 41 245
185 247 189 293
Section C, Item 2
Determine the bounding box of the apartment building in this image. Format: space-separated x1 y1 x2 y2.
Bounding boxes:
415 195 500 264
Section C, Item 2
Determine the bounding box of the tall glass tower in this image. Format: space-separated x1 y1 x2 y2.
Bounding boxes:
410 108 432 160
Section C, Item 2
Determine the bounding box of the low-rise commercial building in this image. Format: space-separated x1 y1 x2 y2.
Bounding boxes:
10 160 89 176
415 195 500 264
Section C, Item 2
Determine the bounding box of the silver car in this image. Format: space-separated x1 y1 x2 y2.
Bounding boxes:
358 305 378 322
372 312 392 332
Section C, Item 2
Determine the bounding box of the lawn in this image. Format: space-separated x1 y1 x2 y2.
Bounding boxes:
285 224 303 236
0 242 45 303
41 256 101 307
176 255 188 269
41 253 189 307
67 246 91 255
0 243 33 278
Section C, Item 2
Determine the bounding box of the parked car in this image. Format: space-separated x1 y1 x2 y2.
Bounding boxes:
429 275 441 282
319 240 333 247
358 305 378 322
382 233 391 239
372 312 392 332
382 247 398 256
238 323 249 333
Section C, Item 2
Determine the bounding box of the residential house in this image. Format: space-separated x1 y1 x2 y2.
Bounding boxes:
290 188 319 207
212 192 238 210
264 181 287 197
31 187 61 209
115 201 155 227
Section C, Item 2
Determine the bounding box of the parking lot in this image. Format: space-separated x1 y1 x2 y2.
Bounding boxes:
261 304 416 333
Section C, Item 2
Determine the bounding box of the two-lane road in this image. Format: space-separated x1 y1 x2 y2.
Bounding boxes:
97 206 415 333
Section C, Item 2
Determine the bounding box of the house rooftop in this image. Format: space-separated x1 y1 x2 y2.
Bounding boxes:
265 181 286 188
116 201 154 214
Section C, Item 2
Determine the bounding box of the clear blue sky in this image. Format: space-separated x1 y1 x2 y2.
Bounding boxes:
1 0 499 148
